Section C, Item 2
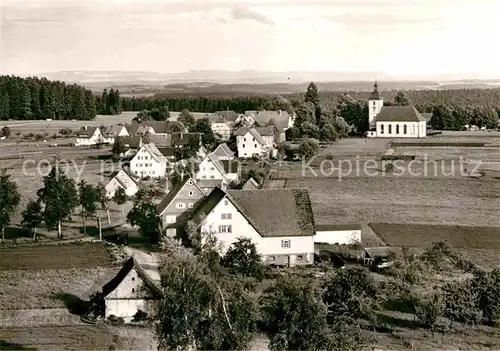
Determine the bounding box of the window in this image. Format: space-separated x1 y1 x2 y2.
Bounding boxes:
166 216 176 223
373 101 376 106
176 203 185 209
221 213 232 219
253 137 255 141
388 124 392 134
166 228 176 237
132 277 135 281
202 175 207 179
210 175 215 179
244 137 246 142
396 125 399 134
268 256 275 262
224 200 229 205
210 167 215 171
297 255 303 260
254 144 257 148
242 144 246 148
281 240 291 248
218 225 232 233
404 124 407 134
189 191 193 196
188 180 193 185
132 288 135 293
380 124 384 134
189 203 193 208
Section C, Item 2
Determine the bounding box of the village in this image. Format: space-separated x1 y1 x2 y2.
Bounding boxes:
1 75 499 350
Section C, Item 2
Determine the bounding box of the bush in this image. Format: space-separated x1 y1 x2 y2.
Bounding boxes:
384 163 394 173
413 292 444 329
298 138 319 159
442 280 482 325
1 126 11 138
133 309 148 322
87 291 105 318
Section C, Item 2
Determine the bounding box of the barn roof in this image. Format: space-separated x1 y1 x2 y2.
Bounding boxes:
102 257 162 298
315 224 362 231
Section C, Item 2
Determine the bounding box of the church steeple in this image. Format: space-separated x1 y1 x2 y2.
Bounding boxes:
369 79 380 100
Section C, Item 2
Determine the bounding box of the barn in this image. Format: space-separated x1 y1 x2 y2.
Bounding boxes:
314 224 362 245
102 257 162 323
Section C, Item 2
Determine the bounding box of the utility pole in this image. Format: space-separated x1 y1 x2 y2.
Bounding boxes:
98 215 102 241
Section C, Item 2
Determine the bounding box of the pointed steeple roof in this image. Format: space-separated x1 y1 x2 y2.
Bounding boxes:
369 80 380 100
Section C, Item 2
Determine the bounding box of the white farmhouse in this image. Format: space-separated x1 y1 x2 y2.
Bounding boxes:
130 143 168 179
102 257 162 323
208 113 233 140
190 188 316 267
103 125 130 144
105 169 139 198
314 224 362 245
366 81 427 138
196 153 240 184
235 128 268 158
75 127 103 146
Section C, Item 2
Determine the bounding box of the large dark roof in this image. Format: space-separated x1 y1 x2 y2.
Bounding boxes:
375 106 426 123
190 187 227 224
102 257 162 298
226 189 315 237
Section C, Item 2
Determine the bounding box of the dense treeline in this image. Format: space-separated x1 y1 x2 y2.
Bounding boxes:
121 96 269 113
120 87 500 131
95 88 123 115
0 75 97 121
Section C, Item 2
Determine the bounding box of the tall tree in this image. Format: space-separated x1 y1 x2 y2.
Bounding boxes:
0 170 21 241
190 118 216 147
111 137 127 158
78 180 99 234
156 248 259 351
127 185 161 243
0 91 10 121
178 109 196 129
262 275 334 350
21 199 43 241
222 237 264 279
394 91 411 106
96 183 111 225
36 165 78 239
304 82 320 106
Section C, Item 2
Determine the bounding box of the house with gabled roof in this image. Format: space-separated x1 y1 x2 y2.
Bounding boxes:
245 110 293 131
242 177 260 190
208 113 233 140
189 188 315 267
105 169 139 198
130 143 168 179
197 178 227 194
367 81 427 138
75 126 104 146
211 143 235 160
103 125 129 144
196 152 240 184
157 176 207 238
234 127 269 158
102 257 162 323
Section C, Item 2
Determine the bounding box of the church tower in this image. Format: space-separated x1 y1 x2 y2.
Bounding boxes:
368 80 383 129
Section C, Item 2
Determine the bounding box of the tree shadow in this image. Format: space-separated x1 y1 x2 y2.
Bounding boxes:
51 293 87 316
0 340 36 350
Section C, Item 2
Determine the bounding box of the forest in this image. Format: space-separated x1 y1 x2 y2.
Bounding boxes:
0 76 120 121
1 75 499 131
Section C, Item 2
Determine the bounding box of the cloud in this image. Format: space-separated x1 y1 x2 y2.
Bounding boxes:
230 7 274 25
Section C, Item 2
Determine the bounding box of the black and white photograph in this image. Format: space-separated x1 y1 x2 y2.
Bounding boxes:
0 0 499 349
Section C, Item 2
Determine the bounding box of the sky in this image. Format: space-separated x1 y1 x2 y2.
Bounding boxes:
1 0 499 77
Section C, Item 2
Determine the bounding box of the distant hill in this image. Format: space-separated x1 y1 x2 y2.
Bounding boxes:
18 70 500 95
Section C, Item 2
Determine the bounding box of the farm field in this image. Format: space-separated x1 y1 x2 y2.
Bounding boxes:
370 223 500 248
0 243 119 310
0 325 155 350
284 177 500 227
0 243 115 271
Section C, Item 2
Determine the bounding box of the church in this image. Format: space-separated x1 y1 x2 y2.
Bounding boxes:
366 82 427 138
